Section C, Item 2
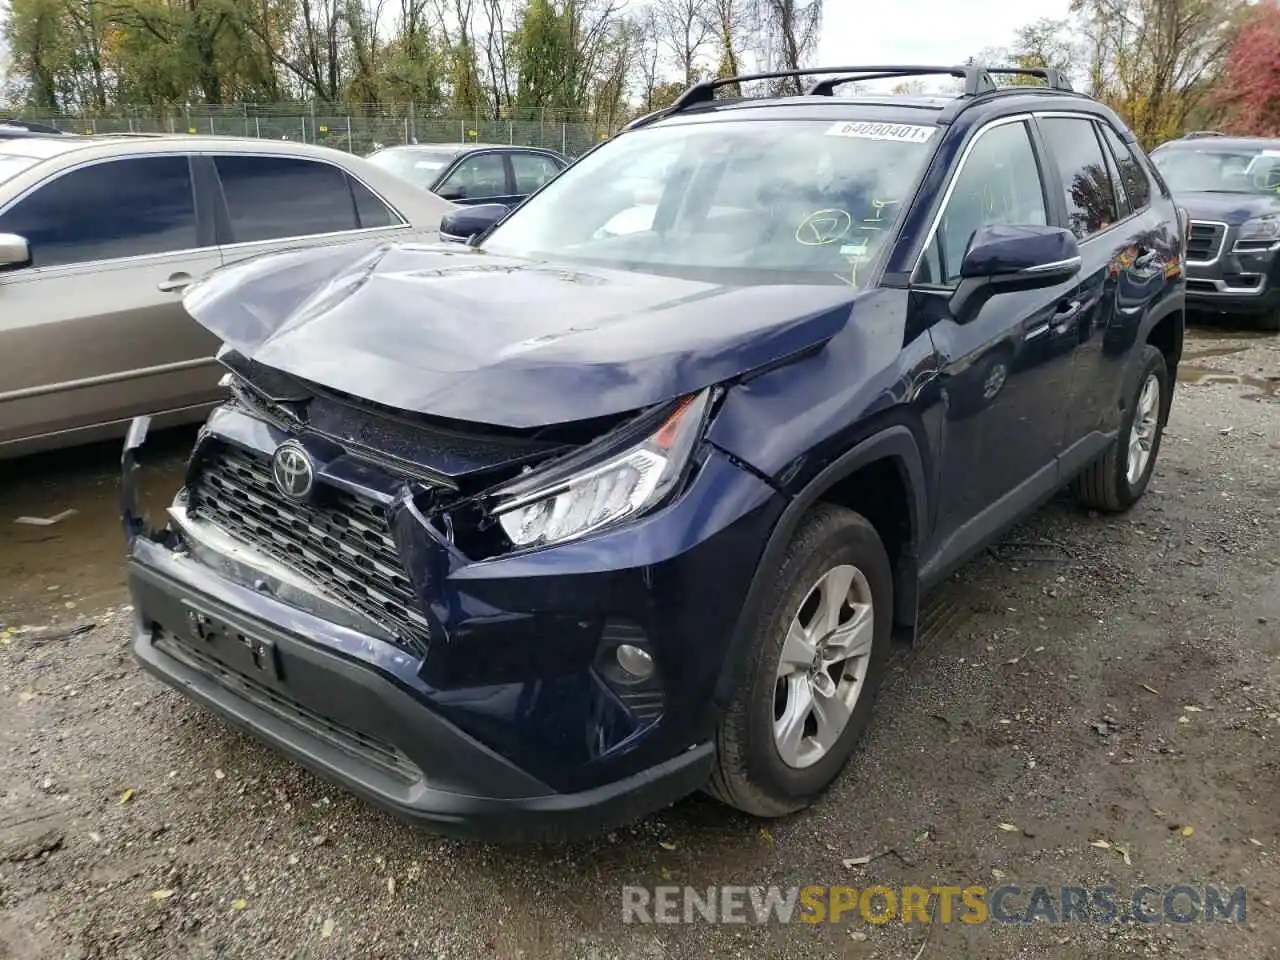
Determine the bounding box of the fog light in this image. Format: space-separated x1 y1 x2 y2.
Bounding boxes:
616 643 655 680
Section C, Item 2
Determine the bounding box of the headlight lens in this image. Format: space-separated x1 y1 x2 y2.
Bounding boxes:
493 390 711 548
1237 215 1280 243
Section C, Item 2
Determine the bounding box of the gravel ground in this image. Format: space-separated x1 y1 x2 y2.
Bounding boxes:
1 328 1277 960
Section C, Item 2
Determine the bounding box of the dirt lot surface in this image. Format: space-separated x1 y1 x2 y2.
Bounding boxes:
1 328 1277 960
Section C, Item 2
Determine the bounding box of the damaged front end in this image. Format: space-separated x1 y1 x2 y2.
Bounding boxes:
121 351 785 840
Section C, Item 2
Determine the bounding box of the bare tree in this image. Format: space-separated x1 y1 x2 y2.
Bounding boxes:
754 0 821 94
651 0 712 86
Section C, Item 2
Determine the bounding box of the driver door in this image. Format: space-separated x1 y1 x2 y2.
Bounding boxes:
915 119 1082 565
435 152 517 206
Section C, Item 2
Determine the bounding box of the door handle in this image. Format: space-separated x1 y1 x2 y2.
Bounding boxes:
157 273 191 293
1051 299 1082 329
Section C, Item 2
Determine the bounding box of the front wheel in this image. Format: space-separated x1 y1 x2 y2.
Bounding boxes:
1070 343 1169 512
707 504 893 817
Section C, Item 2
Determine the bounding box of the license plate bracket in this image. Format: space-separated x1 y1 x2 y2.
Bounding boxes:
182 603 282 683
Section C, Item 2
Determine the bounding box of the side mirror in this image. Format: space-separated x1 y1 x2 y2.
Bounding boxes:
436 184 467 201
439 203 510 245
950 224 1080 322
0 233 30 269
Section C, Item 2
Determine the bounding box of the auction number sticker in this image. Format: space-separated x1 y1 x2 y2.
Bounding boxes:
825 121 935 143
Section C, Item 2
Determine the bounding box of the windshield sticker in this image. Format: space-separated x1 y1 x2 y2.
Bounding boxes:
825 121 935 143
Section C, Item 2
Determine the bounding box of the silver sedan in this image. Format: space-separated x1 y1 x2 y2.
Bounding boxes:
0 134 454 458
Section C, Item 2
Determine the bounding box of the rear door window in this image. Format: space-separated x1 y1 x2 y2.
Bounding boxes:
1037 117 1120 240
349 177 402 229
214 155 360 243
0 155 198 267
511 152 563 194
1098 124 1152 211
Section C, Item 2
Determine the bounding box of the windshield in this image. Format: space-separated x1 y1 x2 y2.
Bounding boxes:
1152 146 1280 194
0 155 39 185
481 118 937 286
366 148 457 188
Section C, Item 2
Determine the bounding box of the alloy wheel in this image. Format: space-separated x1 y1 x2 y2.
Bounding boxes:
1126 373 1161 486
773 564 875 769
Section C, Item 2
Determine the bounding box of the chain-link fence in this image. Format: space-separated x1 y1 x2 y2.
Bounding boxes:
13 103 607 157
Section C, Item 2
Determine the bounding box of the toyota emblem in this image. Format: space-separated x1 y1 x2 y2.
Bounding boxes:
271 441 315 500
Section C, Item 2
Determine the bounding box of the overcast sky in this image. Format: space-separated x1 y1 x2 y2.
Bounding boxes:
818 0 1072 68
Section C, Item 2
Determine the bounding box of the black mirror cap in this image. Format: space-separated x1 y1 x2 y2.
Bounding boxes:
960 224 1081 286
439 204 510 244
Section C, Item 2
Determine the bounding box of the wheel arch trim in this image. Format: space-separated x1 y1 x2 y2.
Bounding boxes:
713 425 928 709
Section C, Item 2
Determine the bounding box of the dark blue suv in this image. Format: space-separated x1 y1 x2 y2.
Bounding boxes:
122 65 1185 841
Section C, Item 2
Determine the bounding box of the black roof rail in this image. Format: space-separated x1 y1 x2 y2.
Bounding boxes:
984 66 1073 92
623 63 1078 132
807 66 973 97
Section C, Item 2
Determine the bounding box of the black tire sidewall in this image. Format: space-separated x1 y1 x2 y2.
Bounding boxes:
738 509 894 804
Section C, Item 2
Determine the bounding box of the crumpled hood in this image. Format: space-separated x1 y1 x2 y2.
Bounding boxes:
184 242 858 429
1176 191 1280 226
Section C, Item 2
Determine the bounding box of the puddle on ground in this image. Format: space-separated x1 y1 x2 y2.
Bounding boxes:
1182 344 1252 362
1177 366 1280 398
0 427 196 626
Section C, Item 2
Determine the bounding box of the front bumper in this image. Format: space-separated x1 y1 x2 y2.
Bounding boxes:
122 410 782 840
1185 221 1280 315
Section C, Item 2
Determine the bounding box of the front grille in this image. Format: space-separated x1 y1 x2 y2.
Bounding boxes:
1187 221 1226 263
188 441 430 653
155 629 422 784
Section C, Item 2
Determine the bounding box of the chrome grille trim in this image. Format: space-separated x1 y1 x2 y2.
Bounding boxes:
188 441 429 653
1186 220 1227 266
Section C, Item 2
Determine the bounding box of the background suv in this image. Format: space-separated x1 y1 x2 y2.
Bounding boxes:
123 64 1184 841
1150 134 1280 330
0 135 452 458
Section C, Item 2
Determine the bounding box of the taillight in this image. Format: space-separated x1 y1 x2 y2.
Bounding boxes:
1177 205 1191 249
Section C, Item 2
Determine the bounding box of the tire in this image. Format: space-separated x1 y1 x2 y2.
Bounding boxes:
707 503 893 817
1070 343 1169 513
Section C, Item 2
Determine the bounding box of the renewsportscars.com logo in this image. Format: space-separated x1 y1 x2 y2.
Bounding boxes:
621 885 1247 926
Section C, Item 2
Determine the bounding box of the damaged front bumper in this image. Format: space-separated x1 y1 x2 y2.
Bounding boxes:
121 408 783 840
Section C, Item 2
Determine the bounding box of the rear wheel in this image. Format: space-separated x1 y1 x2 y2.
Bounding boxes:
1071 344 1168 512
708 504 893 817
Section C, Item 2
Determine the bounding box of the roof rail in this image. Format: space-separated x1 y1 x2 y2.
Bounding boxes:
624 64 1077 130
984 66 1073 92
1182 130 1226 139
807 66 973 97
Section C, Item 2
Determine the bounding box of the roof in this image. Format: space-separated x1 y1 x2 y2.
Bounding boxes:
0 132 381 164
1156 135 1280 151
0 136 86 160
374 142 561 155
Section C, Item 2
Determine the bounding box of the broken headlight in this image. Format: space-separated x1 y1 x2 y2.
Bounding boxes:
491 390 711 548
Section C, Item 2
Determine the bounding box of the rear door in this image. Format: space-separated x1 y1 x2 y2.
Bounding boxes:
210 153 412 267
509 151 566 202
1033 114 1175 468
0 153 223 448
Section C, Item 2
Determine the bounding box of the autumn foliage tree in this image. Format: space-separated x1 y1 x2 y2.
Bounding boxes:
1219 0 1280 135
